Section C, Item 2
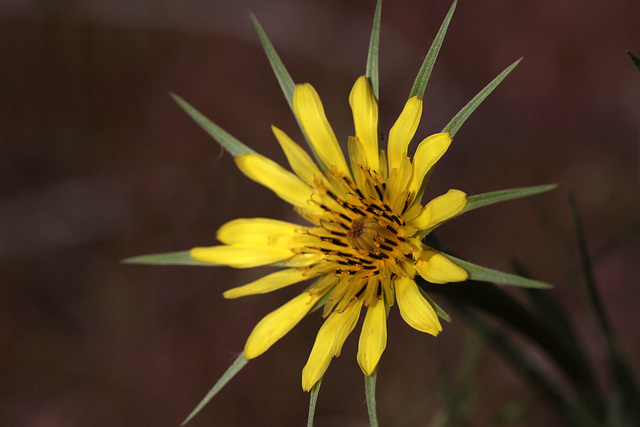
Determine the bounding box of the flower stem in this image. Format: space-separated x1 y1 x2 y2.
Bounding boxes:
365 372 379 427
307 379 322 427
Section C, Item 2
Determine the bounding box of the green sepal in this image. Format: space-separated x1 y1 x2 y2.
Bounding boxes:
442 58 521 137
365 371 380 427
122 250 216 266
420 287 452 322
171 93 255 156
409 0 457 100
250 14 324 169
250 13 295 109
419 184 557 238
307 378 322 427
441 252 552 289
366 0 383 100
461 184 557 215
181 353 249 425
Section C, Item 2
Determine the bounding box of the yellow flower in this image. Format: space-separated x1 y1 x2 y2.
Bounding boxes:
189 75 469 391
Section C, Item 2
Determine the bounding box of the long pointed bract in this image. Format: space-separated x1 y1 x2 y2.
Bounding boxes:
366 0 383 100
250 13 324 167
409 0 457 100
441 253 552 289
171 93 255 156
442 58 521 137
181 354 249 425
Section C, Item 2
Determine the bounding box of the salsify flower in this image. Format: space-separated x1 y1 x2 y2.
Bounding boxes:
127 0 555 423
190 75 468 390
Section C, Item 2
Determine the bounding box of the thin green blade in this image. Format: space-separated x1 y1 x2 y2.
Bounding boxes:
419 184 557 238
122 251 217 266
420 287 452 322
442 252 552 288
409 0 457 100
250 13 296 108
181 353 249 425
461 184 557 216
250 14 324 168
442 58 521 137
366 0 383 100
171 93 255 156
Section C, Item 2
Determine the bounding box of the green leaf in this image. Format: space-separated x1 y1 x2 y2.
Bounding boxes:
410 0 457 99
460 184 557 216
441 252 552 289
365 371 379 427
250 13 296 109
366 0 383 100
457 308 600 427
181 353 249 425
628 51 640 73
442 58 521 137
570 195 640 424
307 378 322 427
171 93 255 156
122 251 216 266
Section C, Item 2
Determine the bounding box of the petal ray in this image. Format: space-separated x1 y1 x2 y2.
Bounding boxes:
235 153 320 214
415 251 469 284
349 76 379 171
223 268 310 299
216 218 301 247
293 83 351 177
244 291 323 359
408 189 467 230
272 125 324 186
301 299 362 391
387 97 423 171
395 276 442 335
189 245 293 268
357 297 387 376
410 133 451 195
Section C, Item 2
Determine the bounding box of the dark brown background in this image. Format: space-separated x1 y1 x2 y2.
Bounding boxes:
2 0 639 426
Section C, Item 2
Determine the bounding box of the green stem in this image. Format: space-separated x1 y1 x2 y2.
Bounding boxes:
365 372 379 427
307 378 322 427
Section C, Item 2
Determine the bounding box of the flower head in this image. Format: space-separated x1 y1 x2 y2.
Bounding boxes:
190 75 469 390
128 4 555 420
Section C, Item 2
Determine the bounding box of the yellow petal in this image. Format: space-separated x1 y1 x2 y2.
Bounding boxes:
244 291 322 359
349 76 379 172
331 298 363 357
357 297 387 376
217 218 300 247
223 268 310 299
301 299 362 391
415 251 469 284
271 125 324 186
409 133 451 195
235 153 320 214
388 96 423 172
408 189 467 230
385 155 414 212
189 245 292 268
293 83 351 177
395 276 442 336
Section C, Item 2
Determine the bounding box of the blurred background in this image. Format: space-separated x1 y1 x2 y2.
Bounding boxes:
2 0 639 425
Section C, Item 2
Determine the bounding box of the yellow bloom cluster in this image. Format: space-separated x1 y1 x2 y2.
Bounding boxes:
190 75 468 391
